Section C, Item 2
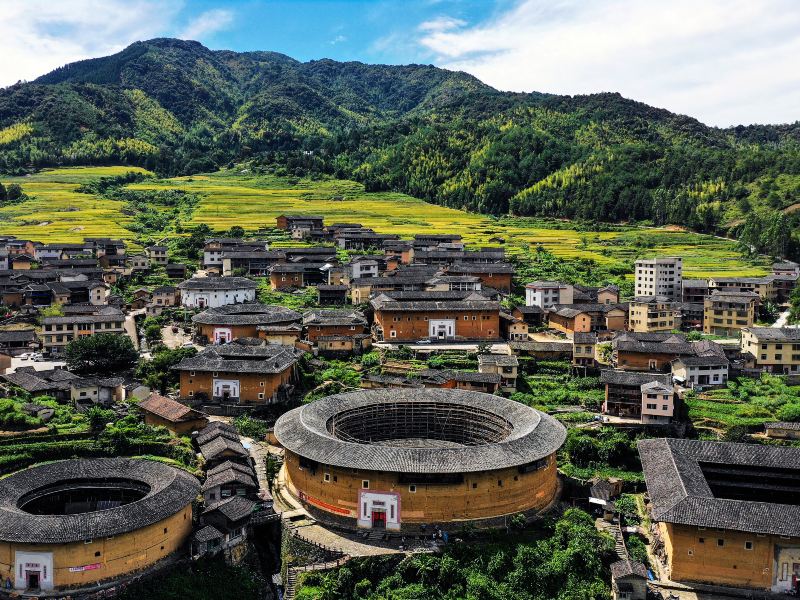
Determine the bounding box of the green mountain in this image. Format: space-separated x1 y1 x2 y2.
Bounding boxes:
1 38 799 245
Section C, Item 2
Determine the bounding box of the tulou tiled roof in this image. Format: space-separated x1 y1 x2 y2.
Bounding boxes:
638 438 800 537
192 303 301 326
275 388 566 474
0 458 199 544
173 343 302 375
138 393 206 423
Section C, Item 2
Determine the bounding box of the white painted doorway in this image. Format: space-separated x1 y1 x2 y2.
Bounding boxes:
357 490 400 530
213 379 240 401
429 319 455 340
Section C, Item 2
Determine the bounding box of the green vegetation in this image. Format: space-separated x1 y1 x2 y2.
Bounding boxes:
234 414 269 439
136 346 197 393
65 333 139 375
686 374 800 436
560 428 644 483
1 39 798 256
118 556 264 600
296 508 614 600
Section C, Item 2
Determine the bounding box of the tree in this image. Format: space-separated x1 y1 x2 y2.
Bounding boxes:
228 225 245 238
86 406 115 431
65 333 138 374
0 182 5 201
136 346 197 393
5 183 23 201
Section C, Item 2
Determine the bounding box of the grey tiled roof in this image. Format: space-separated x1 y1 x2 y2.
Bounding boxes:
638 438 800 537
764 421 800 431
196 422 239 445
192 303 300 326
0 458 199 543
203 495 256 522
610 560 648 579
275 388 566 474
202 466 258 491
199 435 248 461
600 369 672 387
303 309 366 327
477 354 518 367
174 344 301 375
194 524 224 542
743 327 800 341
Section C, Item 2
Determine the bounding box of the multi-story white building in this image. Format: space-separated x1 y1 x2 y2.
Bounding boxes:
525 281 573 309
635 257 682 301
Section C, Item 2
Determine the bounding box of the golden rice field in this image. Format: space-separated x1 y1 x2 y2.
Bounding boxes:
0 166 150 244
0 166 769 278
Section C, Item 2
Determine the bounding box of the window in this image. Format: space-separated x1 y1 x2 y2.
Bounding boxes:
324 472 331 482
190 370 195 376
497 479 503 487
744 541 753 550
472 482 477 489
164 527 168 534
698 537 704 543
258 393 264 400
409 485 416 493
94 551 101 557
362 480 369 489
717 539 724 547
188 391 194 397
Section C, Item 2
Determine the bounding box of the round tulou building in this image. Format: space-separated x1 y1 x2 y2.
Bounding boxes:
0 458 199 592
275 388 567 530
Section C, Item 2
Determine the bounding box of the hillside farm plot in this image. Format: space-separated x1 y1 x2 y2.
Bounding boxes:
130 169 767 278
0 166 770 278
0 166 150 243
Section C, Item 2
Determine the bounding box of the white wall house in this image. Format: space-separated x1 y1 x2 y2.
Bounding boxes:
177 277 257 309
525 281 573 309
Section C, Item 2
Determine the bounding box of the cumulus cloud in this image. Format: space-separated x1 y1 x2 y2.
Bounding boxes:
178 8 235 41
330 34 348 45
418 0 800 126
0 1 234 87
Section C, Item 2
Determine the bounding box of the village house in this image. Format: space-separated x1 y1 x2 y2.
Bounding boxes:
335 229 400 250
477 353 518 392
628 296 681 332
269 262 330 290
612 331 724 372
174 342 301 405
525 281 574 308
41 311 126 356
275 214 325 239
302 309 368 343
316 334 372 358
572 332 597 368
500 311 529 341
671 355 729 388
146 244 168 265
740 327 800 374
192 303 301 344
412 233 464 250
138 393 209 435
610 560 648 600
512 305 545 328
148 285 180 315
202 461 259 504
547 303 627 337
445 262 514 294
177 276 257 309
708 276 776 302
130 287 152 310
222 250 286 276
165 263 188 279
257 322 303 346
639 438 800 593
681 279 710 304
199 496 257 551
509 340 573 361
635 256 682 301
371 292 501 343
764 421 800 440
361 369 502 394
600 369 674 422
573 284 620 304
198 434 251 470
317 284 349 305
703 291 758 336
639 380 676 424
0 328 37 356
773 260 800 276
127 253 150 272
203 238 271 271
678 302 704 331
768 273 798 303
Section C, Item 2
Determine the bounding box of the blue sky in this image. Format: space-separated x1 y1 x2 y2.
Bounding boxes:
2 0 800 127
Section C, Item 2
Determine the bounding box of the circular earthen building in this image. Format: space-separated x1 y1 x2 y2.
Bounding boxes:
275 388 566 530
0 458 199 592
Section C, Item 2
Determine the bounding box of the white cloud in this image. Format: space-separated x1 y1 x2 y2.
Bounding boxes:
330 34 348 45
0 1 235 88
418 16 466 33
178 8 234 41
418 0 800 126
0 0 179 87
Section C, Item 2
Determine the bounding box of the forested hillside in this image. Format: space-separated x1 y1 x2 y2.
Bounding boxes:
1 38 798 253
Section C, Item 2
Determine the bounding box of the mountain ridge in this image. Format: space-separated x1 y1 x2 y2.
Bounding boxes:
1 38 798 251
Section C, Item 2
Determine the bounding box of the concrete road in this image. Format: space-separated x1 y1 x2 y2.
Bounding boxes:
773 309 798 328
161 324 197 350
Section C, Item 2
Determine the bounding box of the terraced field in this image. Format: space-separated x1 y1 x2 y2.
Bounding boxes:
0 166 150 243
1 166 769 278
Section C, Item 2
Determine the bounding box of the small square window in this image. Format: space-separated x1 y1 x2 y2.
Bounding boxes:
497 480 503 487
362 480 369 489
698 537 704 543
745 541 753 550
409 485 416 493
324 473 331 482
94 551 101 557
717 539 724 547
472 482 477 489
